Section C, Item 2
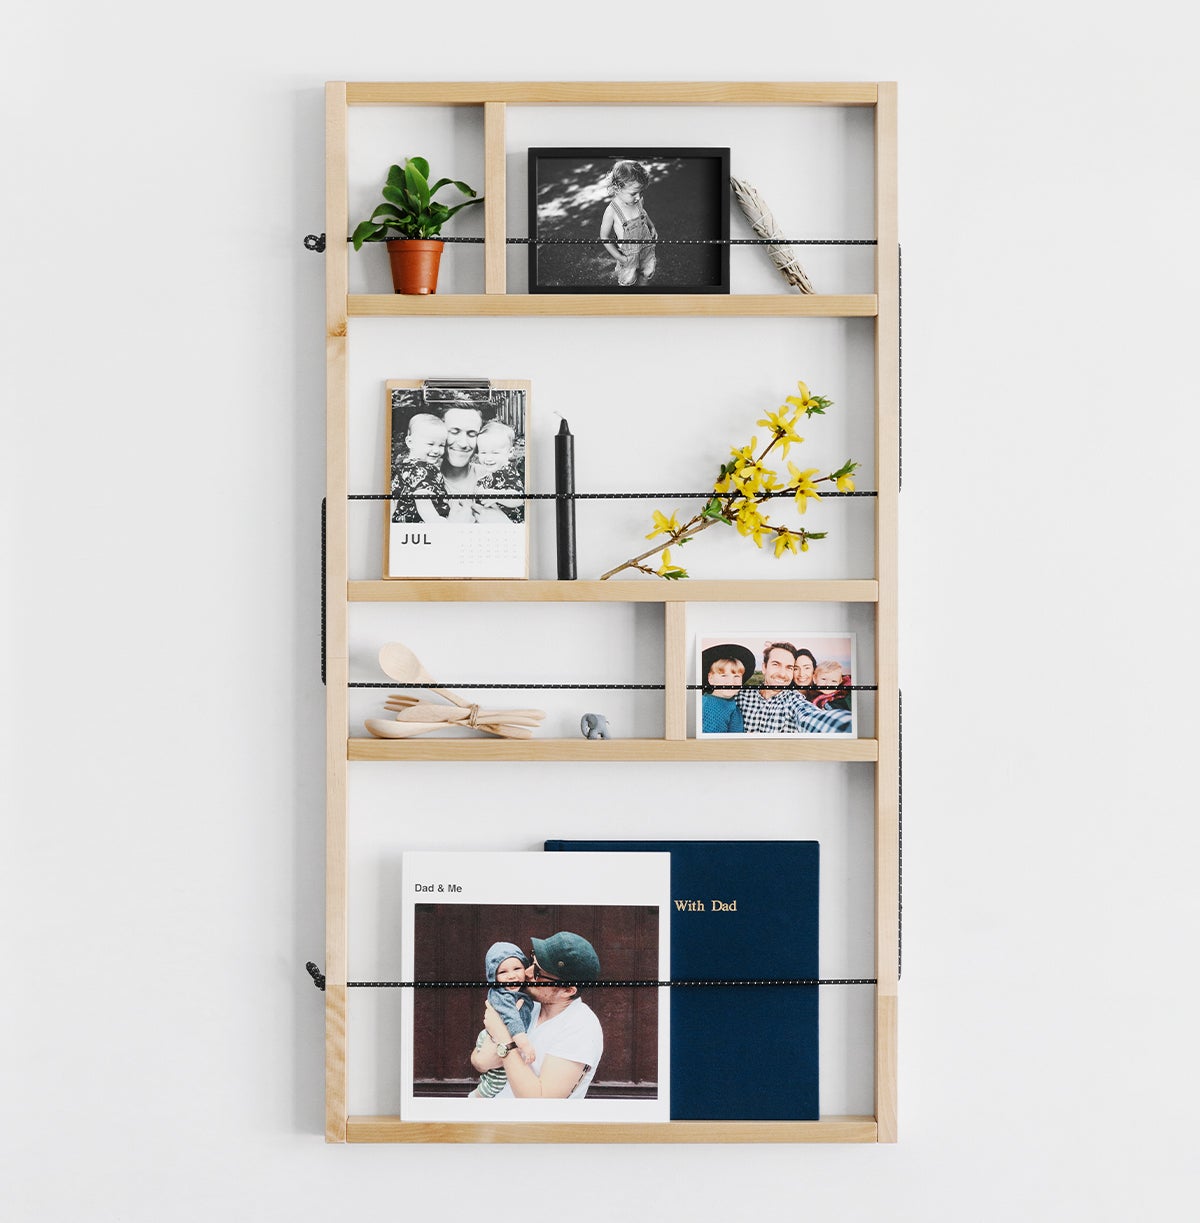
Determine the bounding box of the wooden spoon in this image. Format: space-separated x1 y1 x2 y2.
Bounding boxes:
364 718 455 739
378 643 472 708
364 718 533 740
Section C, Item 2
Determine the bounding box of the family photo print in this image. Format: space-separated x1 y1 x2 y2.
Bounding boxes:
697 632 858 738
399 851 671 1123
384 380 530 579
528 147 730 293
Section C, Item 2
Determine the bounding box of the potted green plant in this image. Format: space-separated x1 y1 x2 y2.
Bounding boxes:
351 157 484 295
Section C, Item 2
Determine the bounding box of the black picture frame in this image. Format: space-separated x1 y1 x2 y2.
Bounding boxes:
528 147 730 294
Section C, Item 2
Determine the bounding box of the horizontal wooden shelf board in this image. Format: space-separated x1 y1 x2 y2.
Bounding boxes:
344 82 880 107
348 579 879 604
347 294 878 319
348 738 879 763
345 1115 878 1144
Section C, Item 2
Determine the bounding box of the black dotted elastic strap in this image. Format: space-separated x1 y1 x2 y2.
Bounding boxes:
304 965 873 992
303 233 876 250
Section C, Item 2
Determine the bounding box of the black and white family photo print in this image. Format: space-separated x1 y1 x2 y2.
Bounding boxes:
384 380 530 579
528 147 731 293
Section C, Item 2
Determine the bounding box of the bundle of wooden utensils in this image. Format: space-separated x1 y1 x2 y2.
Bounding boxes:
363 642 546 740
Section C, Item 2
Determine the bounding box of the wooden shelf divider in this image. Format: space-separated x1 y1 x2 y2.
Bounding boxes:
347 579 880 604
348 738 880 763
348 293 877 318
346 1116 879 1144
345 82 879 107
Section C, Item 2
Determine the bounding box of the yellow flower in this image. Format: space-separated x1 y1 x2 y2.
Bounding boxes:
645 509 682 541
755 407 804 457
800 536 810 552
785 381 831 417
787 464 822 514
736 503 769 547
773 529 799 558
836 471 856 494
731 462 764 496
757 466 783 493
729 438 758 465
656 550 687 579
786 381 816 410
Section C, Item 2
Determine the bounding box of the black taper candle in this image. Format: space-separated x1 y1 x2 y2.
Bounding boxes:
555 418 577 580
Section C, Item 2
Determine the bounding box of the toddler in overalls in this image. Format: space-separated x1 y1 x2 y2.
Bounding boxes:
600 159 658 287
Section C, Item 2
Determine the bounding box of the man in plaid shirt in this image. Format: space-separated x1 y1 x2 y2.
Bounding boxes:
735 641 852 735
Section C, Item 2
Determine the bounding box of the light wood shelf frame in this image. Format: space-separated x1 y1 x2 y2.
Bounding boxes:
323 80 899 1146
348 294 877 317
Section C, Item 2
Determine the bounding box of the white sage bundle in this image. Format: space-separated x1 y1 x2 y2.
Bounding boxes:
730 175 815 294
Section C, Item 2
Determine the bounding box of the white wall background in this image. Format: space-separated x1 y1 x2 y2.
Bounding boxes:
4 2 1198 1219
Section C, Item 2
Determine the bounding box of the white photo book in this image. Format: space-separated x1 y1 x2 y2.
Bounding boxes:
399 850 671 1122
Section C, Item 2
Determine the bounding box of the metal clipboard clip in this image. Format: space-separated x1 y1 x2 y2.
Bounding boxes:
421 378 496 407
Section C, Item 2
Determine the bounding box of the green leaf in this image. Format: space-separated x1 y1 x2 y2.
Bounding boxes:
405 162 431 211
829 459 859 479
351 220 382 249
443 197 485 220
660 569 689 580
358 158 480 241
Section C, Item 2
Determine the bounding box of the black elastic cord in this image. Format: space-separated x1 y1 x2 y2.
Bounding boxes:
898 689 903 981
304 966 873 992
353 682 878 691
303 233 876 250
320 499 326 687
353 490 876 501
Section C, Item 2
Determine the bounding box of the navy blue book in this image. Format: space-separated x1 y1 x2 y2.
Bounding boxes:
543 839 819 1121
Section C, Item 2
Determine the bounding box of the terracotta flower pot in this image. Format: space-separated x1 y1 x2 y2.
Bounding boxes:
386 239 444 294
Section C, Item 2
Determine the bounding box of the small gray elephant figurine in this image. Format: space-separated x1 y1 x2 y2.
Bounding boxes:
580 713 611 740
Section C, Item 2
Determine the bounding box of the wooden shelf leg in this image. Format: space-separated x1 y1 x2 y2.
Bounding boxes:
324 80 350 1145
873 80 900 1144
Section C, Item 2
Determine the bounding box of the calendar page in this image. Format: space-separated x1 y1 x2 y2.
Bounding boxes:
384 380 530 579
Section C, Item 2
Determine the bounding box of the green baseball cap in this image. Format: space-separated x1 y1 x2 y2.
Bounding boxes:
531 931 601 982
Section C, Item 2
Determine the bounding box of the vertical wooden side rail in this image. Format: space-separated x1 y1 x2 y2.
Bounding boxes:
872 81 900 1144
483 102 507 293
324 81 350 1144
663 603 687 740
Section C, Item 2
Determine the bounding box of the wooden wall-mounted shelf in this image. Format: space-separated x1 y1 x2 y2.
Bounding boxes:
322 79 899 1146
